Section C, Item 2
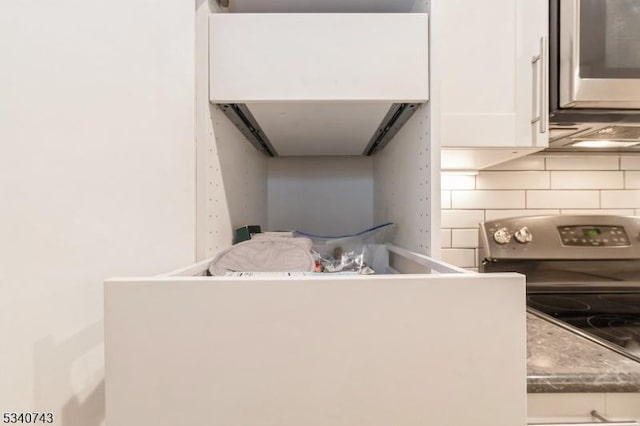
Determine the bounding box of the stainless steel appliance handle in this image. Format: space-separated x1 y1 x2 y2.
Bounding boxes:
529 410 639 426
539 36 547 134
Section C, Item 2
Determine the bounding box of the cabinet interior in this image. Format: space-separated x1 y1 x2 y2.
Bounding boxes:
205 101 431 257
198 1 432 258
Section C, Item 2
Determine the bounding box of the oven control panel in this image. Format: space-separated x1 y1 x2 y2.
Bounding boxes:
479 215 640 261
558 225 630 247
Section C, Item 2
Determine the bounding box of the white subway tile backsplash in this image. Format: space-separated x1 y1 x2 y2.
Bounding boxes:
526 190 599 208
441 174 476 190
451 229 479 248
550 171 623 189
441 229 452 248
626 171 640 189
441 190 451 208
441 154 640 254
441 249 476 268
487 156 545 171
477 171 549 189
451 190 525 209
441 210 484 228
621 156 640 170
601 190 640 208
484 209 560 220
560 209 635 216
545 156 619 171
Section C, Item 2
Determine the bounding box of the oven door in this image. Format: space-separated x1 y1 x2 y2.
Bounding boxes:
560 0 640 109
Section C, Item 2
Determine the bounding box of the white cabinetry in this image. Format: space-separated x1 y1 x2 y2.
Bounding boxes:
103 2 529 426
435 0 549 171
528 393 640 425
105 260 527 426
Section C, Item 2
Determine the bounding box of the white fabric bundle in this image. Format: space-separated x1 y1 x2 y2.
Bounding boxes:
209 237 315 276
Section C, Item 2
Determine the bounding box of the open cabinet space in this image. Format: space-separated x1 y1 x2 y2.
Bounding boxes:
203 6 432 255
206 98 432 257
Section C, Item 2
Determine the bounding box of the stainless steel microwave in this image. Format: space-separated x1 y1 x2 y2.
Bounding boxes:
557 0 640 109
548 0 640 151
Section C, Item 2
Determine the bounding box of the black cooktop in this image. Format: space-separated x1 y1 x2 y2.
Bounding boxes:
528 293 640 360
479 215 640 363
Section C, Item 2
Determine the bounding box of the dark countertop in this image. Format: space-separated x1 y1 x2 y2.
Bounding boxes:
527 312 640 393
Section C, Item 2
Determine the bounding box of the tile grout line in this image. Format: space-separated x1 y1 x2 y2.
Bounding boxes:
598 188 605 211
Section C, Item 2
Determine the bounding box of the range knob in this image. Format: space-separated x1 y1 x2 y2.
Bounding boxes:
493 227 512 245
514 226 533 244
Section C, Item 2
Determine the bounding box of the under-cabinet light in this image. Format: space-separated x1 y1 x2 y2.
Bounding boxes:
570 140 640 148
441 170 479 176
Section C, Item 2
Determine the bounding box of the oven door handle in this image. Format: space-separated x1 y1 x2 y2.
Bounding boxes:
529 410 639 426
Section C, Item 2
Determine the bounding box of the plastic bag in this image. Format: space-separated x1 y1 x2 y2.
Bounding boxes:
294 223 394 274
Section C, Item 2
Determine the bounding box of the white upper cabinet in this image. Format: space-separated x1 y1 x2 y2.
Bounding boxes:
438 0 549 170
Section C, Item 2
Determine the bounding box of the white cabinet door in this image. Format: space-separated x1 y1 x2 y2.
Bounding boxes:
605 393 640 423
528 393 607 424
438 0 548 166
527 393 640 425
518 0 549 150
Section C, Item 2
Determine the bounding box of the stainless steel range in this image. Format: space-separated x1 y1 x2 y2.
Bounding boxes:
479 215 640 362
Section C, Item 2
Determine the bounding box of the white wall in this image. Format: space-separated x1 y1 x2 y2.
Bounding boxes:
0 1 195 424
441 154 640 269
